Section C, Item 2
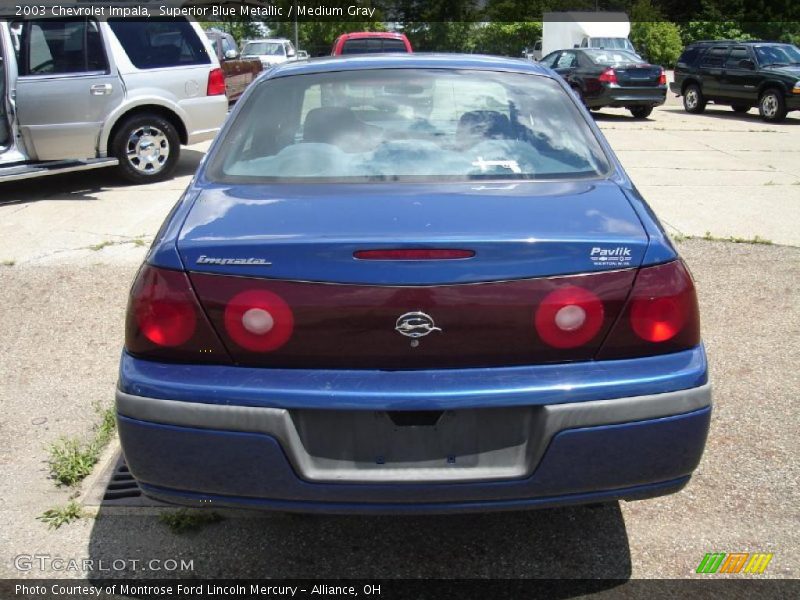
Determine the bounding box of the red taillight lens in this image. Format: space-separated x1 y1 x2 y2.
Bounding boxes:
125 265 230 363
598 68 618 84
223 290 294 352
207 68 226 96
354 249 475 260
658 68 667 85
534 286 605 349
597 260 700 359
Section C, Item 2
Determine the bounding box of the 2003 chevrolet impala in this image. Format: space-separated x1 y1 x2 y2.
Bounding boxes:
116 54 711 513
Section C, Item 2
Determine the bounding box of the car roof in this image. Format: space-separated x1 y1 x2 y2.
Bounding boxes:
245 38 291 44
689 40 782 46
337 31 407 40
264 53 554 79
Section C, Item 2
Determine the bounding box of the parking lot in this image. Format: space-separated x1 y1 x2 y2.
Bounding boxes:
0 90 798 581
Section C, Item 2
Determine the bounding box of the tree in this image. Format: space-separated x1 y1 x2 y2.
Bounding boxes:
631 21 684 66
270 21 386 56
471 22 543 57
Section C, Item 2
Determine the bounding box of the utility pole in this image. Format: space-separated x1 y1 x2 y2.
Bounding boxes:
294 0 299 49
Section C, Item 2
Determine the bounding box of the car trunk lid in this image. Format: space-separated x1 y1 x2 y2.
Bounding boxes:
175 181 648 369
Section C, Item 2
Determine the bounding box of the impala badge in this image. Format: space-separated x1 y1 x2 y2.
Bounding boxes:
395 311 442 341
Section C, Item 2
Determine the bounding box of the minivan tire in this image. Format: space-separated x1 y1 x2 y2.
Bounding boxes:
629 106 653 119
112 113 181 184
758 89 787 123
682 83 706 114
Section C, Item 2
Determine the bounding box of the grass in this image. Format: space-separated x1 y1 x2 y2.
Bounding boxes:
48 406 116 487
37 501 84 529
89 241 114 252
89 237 149 251
702 231 773 245
1 259 14 266
159 509 223 534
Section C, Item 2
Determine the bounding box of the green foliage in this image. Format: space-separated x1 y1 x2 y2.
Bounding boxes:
48 407 116 487
200 20 263 44
631 21 684 67
680 21 753 45
160 509 223 534
38 501 84 529
472 22 543 57
403 21 478 53
270 21 386 56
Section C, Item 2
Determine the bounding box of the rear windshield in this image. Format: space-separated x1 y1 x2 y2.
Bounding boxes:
206 69 610 183
244 42 286 56
341 38 408 54
585 49 641 64
108 18 210 69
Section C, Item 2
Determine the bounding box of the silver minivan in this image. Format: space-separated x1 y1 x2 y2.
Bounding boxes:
0 17 227 183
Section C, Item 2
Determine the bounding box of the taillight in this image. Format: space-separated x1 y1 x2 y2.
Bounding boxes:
223 290 294 352
597 260 700 359
125 265 230 363
658 68 667 85
598 68 618 84
354 249 475 260
207 68 226 96
534 286 605 349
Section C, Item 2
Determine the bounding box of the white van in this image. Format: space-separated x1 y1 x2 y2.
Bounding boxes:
0 17 227 183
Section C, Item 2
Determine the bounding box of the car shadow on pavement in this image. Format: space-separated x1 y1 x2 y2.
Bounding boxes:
86 502 632 582
0 149 205 206
657 105 800 124
589 111 651 122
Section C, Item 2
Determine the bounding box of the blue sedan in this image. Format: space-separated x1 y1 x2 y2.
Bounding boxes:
117 54 711 513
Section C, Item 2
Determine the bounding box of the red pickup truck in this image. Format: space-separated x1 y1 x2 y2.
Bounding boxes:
205 30 262 103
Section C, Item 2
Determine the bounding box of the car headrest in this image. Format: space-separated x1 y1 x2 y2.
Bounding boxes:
456 110 513 146
303 107 364 145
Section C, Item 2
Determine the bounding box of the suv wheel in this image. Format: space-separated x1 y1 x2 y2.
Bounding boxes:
112 113 181 184
683 84 706 114
758 89 787 123
732 104 750 113
629 106 653 119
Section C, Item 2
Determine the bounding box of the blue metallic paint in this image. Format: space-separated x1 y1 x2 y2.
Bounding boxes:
139 478 690 514
176 180 650 284
118 345 707 410
118 406 709 512
146 55 676 278
122 55 706 512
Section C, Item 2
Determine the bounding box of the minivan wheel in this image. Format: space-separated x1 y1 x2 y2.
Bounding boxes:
112 113 180 184
732 104 750 113
758 89 787 123
629 106 653 119
683 84 706 114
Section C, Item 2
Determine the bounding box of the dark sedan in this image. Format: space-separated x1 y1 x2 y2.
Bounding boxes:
540 48 667 118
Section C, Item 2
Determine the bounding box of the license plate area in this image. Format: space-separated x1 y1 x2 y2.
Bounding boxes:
290 407 542 482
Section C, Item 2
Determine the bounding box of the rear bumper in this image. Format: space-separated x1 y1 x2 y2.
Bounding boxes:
116 348 711 513
587 85 667 109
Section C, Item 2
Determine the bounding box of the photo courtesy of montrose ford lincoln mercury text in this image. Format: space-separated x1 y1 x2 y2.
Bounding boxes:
116 54 712 514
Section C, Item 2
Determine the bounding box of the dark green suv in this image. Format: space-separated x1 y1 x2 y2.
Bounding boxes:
671 41 800 122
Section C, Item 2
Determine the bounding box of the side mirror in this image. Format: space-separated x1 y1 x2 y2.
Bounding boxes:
739 58 755 69
224 49 238 60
